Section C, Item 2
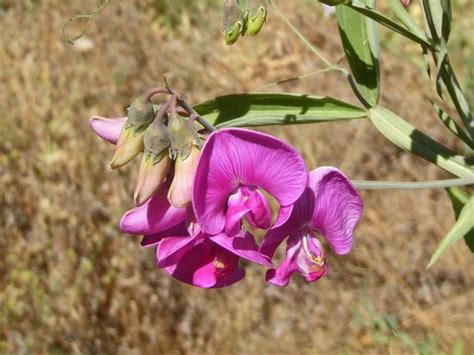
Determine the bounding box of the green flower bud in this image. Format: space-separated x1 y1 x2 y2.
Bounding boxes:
110 124 145 169
167 115 199 160
225 21 242 45
127 94 155 132
245 6 266 36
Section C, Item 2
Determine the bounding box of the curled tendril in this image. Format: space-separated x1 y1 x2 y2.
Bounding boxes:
62 0 112 45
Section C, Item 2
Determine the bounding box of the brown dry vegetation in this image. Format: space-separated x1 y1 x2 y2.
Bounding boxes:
1 1 473 354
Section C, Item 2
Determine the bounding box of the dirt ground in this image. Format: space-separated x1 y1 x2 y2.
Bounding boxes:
0 1 473 354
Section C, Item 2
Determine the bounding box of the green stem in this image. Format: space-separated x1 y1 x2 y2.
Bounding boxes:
251 67 341 92
269 0 341 70
353 177 474 190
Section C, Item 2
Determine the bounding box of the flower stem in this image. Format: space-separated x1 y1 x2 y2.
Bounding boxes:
353 177 474 190
269 0 340 70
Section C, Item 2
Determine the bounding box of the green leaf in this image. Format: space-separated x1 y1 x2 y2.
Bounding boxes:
446 187 474 253
193 93 367 127
421 0 451 44
388 0 426 41
428 195 474 268
432 103 474 149
346 1 431 48
369 106 474 178
336 2 380 107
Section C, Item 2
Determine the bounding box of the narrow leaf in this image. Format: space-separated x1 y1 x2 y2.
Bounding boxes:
428 196 474 268
336 2 380 107
369 106 474 178
432 103 474 149
388 0 426 41
347 1 431 48
446 188 474 252
193 93 367 127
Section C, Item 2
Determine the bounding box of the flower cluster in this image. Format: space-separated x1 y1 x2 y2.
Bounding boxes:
90 94 363 288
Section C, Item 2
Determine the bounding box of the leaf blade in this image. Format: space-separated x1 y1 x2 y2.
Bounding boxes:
336 3 380 107
193 93 367 127
369 106 474 178
428 196 474 268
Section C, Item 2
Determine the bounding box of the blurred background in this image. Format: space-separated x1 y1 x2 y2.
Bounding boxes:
0 0 473 354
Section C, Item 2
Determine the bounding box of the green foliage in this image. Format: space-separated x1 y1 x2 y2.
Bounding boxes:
193 93 367 127
428 194 474 267
369 107 474 178
446 187 474 252
336 1 380 107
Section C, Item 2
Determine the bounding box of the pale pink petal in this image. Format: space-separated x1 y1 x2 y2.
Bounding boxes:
210 231 273 267
89 116 127 144
309 167 363 255
193 128 307 234
120 184 187 235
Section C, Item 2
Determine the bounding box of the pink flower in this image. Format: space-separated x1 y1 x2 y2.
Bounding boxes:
260 167 363 287
141 213 273 288
89 116 188 233
193 128 308 236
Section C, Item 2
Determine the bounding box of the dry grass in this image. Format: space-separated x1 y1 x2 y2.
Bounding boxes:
0 1 473 354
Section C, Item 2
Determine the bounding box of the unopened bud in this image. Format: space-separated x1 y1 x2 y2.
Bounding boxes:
167 115 199 160
168 145 200 208
110 125 145 169
127 94 155 132
134 151 171 206
223 0 243 45
225 21 242 45
245 6 266 36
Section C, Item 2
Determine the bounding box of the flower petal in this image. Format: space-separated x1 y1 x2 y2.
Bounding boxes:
225 188 251 235
242 187 272 230
259 205 294 258
156 234 197 268
193 128 307 234
141 222 189 248
210 231 273 267
89 116 127 144
309 167 363 255
162 238 244 288
120 184 187 235
265 235 301 287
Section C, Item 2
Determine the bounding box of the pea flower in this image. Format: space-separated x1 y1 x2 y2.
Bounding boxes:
138 212 273 288
260 167 363 287
193 128 308 236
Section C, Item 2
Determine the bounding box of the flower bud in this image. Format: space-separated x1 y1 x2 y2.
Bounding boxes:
110 125 145 169
223 0 243 45
245 6 266 36
225 21 242 45
109 94 156 169
134 151 171 206
133 117 172 205
127 94 155 132
168 145 200 208
167 115 199 160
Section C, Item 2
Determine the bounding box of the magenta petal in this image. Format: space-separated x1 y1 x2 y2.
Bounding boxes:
120 185 187 235
193 128 307 234
157 235 196 268
162 239 243 288
141 222 189 247
309 167 363 255
243 187 272 230
259 205 295 258
210 232 273 267
265 236 301 287
89 116 127 144
225 189 251 236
